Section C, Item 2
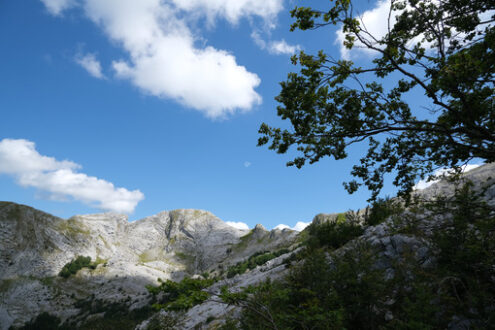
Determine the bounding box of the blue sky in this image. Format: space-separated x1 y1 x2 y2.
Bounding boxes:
0 0 411 229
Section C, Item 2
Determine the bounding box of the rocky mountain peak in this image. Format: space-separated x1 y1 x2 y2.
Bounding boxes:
0 204 299 329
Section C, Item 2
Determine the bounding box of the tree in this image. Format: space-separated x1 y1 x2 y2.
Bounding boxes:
258 0 495 200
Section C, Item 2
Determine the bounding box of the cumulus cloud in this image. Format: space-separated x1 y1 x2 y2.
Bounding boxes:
40 0 76 15
268 40 300 55
0 139 144 213
274 221 310 232
75 53 105 79
251 31 300 55
414 164 482 190
40 0 288 118
226 221 250 230
169 0 283 25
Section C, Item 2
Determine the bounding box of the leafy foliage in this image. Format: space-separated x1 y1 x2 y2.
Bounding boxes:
58 256 98 278
259 0 495 200
16 312 63 330
146 276 214 311
426 184 495 326
306 216 364 250
71 299 153 330
222 183 495 329
366 197 404 226
144 312 180 330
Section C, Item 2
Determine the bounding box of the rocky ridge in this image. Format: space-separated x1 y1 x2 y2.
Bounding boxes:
0 206 298 329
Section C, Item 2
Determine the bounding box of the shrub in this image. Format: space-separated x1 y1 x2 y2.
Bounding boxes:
366 197 404 226
147 277 214 311
58 256 93 278
145 312 180 330
306 219 364 250
63 298 153 330
222 183 495 329
18 312 62 330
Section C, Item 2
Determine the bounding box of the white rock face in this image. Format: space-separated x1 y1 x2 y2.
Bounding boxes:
0 205 297 329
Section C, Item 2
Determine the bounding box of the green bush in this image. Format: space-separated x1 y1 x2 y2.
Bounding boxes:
18 312 62 330
64 298 153 330
221 183 495 329
366 197 404 226
147 277 214 311
58 256 93 278
306 219 364 250
145 312 180 330
221 242 383 329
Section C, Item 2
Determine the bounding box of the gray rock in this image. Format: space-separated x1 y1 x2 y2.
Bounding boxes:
0 204 297 329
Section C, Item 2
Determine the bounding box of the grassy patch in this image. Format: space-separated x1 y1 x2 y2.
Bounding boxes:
57 218 90 237
226 248 291 278
232 230 254 252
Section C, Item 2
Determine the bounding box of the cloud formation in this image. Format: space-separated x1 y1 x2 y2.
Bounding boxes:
40 0 76 15
169 0 283 24
75 53 105 79
251 31 300 55
226 221 250 230
274 221 310 232
40 0 287 118
268 40 301 55
0 139 144 213
414 164 481 190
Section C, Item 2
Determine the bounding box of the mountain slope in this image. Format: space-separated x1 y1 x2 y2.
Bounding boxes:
0 206 297 329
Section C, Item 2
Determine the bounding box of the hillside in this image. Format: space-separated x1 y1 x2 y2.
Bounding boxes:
1 163 494 329
0 206 298 329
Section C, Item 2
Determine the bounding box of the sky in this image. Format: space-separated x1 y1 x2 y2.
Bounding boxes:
0 0 466 230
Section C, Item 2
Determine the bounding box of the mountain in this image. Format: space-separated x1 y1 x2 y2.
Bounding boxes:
1 162 494 329
0 206 298 329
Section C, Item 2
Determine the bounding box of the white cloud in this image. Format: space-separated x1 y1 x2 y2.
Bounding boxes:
251 31 300 56
244 161 251 168
251 30 267 49
40 0 287 118
414 164 482 190
0 138 144 213
75 53 105 79
40 0 76 15
226 221 250 230
268 40 300 55
169 0 283 25
274 221 310 231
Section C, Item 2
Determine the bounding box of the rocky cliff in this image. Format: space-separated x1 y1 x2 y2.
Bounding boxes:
0 206 298 329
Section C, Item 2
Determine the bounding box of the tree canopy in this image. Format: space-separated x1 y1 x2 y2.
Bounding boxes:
258 0 495 199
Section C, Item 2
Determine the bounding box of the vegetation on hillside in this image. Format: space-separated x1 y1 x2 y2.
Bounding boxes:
58 256 103 278
219 183 495 329
146 276 215 311
226 248 290 278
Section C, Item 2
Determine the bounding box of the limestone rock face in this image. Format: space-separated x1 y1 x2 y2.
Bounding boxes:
0 205 297 329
